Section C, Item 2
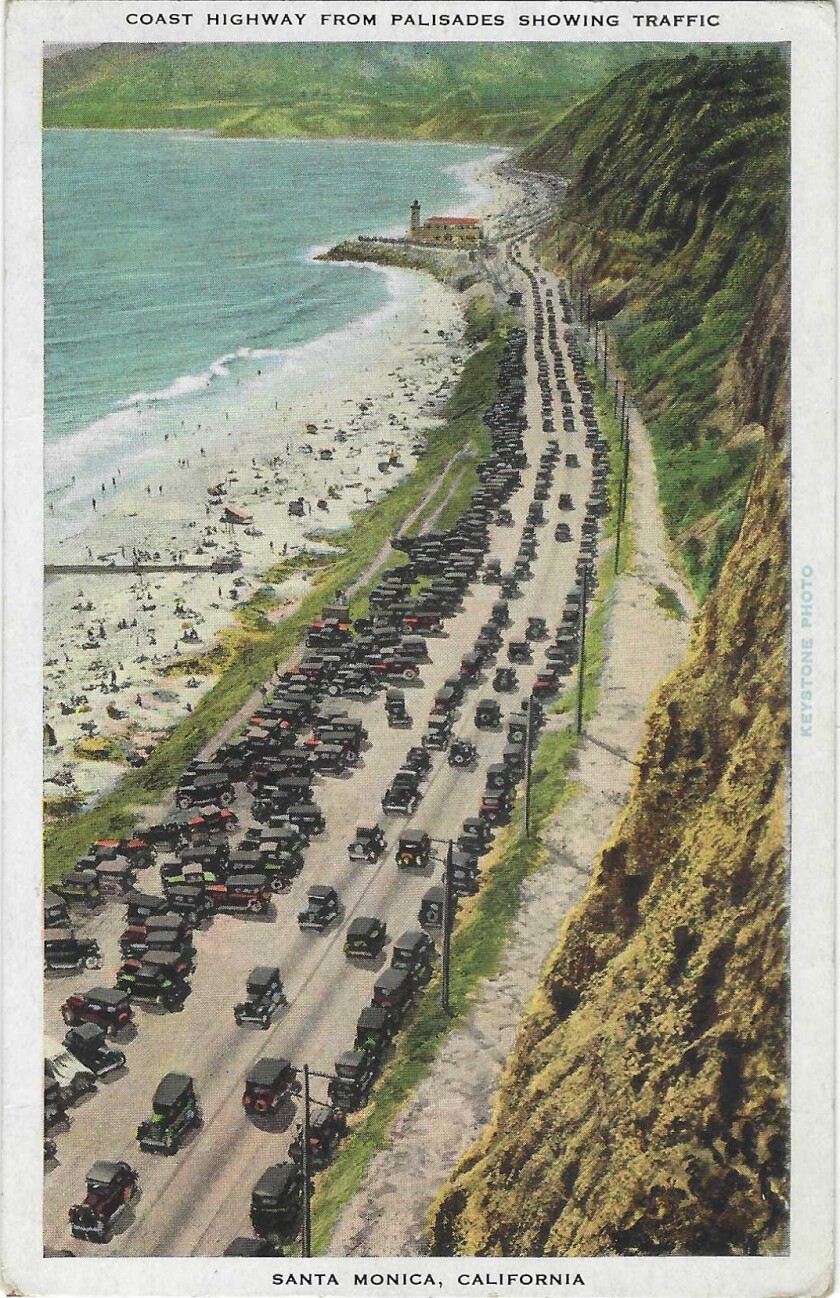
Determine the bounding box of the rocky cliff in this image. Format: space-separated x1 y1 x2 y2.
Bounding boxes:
430 58 790 1257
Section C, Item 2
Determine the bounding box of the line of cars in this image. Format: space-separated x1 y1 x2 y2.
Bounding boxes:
45 247 612 1254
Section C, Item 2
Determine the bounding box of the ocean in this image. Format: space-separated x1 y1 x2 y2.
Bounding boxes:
43 129 500 512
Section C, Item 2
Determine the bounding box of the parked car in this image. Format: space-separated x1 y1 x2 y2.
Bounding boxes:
137 1073 201 1154
242 1057 298 1117
418 886 447 929
448 739 477 768
60 988 133 1038
344 916 387 960
391 930 435 986
234 966 286 1028
327 1050 377 1111
45 1036 96 1105
493 667 518 693
53 870 101 911
63 1024 125 1078
297 885 339 932
69 1161 138 1243
44 890 71 929
250 1164 305 1241
353 1005 396 1060
45 930 102 974
371 968 414 1022
382 770 422 815
206 874 272 916
288 1106 347 1168
116 956 189 1012
403 746 431 777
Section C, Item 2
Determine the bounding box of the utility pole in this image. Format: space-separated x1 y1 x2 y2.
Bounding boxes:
579 283 584 322
586 293 592 335
594 320 600 366
620 387 627 446
614 439 631 573
523 699 534 840
440 840 454 1014
603 331 608 385
300 1064 312 1258
614 379 620 419
576 565 589 736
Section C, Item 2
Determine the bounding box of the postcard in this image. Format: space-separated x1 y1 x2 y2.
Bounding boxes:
2 1 834 1295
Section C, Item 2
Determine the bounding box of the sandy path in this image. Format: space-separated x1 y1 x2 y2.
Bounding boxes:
326 234 696 1257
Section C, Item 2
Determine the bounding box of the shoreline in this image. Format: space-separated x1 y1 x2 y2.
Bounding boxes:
44 155 508 814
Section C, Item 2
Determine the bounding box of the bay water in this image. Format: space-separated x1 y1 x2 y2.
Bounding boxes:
43 130 499 523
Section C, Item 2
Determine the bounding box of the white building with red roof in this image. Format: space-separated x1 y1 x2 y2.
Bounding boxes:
408 199 482 246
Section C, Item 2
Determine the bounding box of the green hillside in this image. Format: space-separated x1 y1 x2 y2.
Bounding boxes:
520 49 789 594
43 42 696 142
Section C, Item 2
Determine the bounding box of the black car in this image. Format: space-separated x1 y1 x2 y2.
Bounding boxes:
137 1073 201 1154
396 830 431 869
526 617 548 641
64 1024 126 1078
243 1057 298 1117
234 966 286 1028
448 739 478 768
422 715 452 751
44 890 71 929
403 745 432 777
371 968 414 1021
353 1005 395 1059
391 930 435 986
493 667 518 693
507 640 532 665
250 1163 305 1241
344 916 387 960
418 886 447 929
554 522 572 542
384 689 410 727
69 1161 139 1243
289 1105 347 1168
297 885 339 932
327 1050 377 1111
347 824 387 863
459 817 493 855
53 870 101 911
125 892 172 926
116 956 189 1012
382 770 422 815
475 698 502 729
45 930 102 974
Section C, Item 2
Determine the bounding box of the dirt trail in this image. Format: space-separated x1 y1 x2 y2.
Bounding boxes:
327 246 696 1257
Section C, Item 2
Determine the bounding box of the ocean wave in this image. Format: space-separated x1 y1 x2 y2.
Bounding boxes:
117 343 286 408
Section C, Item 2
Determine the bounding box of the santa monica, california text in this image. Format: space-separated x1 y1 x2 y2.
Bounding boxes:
271 1274 586 1287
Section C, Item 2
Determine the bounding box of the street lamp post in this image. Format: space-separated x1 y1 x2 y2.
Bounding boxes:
300 1064 312 1258
576 564 589 736
440 838 454 1015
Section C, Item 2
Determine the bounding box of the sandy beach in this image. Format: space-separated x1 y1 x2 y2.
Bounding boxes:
43 158 510 811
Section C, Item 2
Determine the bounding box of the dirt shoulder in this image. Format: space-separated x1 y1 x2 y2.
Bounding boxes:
327 285 696 1259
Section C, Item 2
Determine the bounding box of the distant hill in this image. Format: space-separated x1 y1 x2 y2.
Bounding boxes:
42 42 697 143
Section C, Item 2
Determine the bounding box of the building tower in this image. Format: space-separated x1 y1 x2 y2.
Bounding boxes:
409 199 421 238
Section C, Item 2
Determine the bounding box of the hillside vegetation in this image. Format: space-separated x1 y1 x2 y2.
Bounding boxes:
522 49 788 596
431 55 790 1258
43 42 694 143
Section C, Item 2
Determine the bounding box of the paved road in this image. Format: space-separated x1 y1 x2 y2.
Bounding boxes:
44 217 594 1257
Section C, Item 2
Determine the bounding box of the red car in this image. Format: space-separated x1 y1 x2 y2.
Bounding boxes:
206 874 271 915
61 987 133 1037
371 652 420 681
69 1161 139 1242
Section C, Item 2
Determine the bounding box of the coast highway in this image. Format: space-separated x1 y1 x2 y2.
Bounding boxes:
43 223 596 1257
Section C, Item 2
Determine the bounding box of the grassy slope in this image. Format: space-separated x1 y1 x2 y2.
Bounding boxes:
522 49 788 597
44 43 697 143
43 321 507 885
430 251 790 1259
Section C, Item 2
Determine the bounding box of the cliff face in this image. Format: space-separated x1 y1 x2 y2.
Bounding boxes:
522 50 789 597
429 253 789 1257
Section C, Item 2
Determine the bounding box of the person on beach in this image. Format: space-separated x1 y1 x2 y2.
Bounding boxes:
92 498 96 510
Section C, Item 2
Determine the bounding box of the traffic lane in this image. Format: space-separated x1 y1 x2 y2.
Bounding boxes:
42 244 592 1246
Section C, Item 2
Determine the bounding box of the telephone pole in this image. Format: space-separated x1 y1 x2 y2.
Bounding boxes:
522 700 535 841
300 1064 312 1258
440 839 454 1014
576 565 589 736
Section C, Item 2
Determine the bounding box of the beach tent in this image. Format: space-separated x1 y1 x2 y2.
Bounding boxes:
222 506 253 525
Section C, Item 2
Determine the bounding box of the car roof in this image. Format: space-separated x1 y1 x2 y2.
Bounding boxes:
87 987 128 1005
248 1057 291 1087
308 885 336 900
394 930 427 951
153 1072 193 1109
336 1050 364 1070
44 927 76 943
375 968 410 992
356 1006 390 1030
253 1163 298 1199
248 966 280 992
347 916 381 937
66 1022 103 1044
399 830 428 845
44 890 64 907
126 892 168 912
88 1161 122 1185
230 874 267 887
